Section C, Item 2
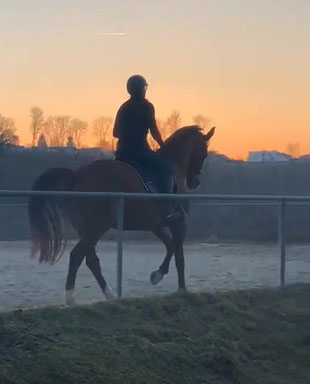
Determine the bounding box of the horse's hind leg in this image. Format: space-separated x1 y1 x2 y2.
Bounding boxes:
171 220 187 291
150 227 174 285
85 243 115 301
65 240 87 305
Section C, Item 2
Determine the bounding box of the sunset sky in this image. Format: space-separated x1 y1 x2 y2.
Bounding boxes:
0 0 309 158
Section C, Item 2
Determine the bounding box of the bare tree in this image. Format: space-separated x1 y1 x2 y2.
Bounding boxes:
43 115 71 146
37 133 47 148
43 116 55 146
193 115 211 130
166 110 181 135
286 142 300 158
68 118 88 148
56 116 71 146
0 114 19 153
92 116 113 148
29 106 44 147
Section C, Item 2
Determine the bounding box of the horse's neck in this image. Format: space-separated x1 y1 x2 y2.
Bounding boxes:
161 138 193 192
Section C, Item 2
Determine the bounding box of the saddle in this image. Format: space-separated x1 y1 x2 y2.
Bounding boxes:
116 157 177 194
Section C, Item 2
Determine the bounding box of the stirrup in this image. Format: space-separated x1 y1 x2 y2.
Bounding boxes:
162 211 185 225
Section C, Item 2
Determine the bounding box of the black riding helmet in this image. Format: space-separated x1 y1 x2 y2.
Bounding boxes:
126 75 148 96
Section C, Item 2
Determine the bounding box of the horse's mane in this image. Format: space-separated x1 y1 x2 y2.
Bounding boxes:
164 125 203 147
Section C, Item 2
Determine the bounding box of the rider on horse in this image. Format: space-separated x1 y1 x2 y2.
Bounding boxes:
113 75 184 224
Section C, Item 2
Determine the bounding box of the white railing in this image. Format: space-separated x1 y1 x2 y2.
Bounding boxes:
1 189 310 298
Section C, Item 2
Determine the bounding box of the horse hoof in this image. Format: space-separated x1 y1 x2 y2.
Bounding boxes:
65 289 77 305
104 285 116 301
150 270 163 285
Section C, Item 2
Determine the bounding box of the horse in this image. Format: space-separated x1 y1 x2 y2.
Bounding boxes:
28 125 215 304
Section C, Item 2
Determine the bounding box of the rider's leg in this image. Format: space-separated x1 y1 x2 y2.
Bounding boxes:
158 168 186 224
139 150 185 224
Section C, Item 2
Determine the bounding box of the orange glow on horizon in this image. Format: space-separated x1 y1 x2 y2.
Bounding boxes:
7 85 310 160
1 1 310 159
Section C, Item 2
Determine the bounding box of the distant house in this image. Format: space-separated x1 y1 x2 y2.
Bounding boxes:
248 151 291 162
298 155 310 162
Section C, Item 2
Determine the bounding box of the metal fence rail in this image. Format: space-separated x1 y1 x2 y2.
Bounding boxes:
1 189 310 297
1 189 310 201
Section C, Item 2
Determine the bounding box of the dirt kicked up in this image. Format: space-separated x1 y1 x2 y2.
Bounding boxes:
0 284 310 384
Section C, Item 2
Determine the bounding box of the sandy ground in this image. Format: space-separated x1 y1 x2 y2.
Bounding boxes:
0 240 309 312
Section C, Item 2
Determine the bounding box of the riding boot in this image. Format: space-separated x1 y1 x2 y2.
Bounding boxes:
158 176 186 225
159 201 186 225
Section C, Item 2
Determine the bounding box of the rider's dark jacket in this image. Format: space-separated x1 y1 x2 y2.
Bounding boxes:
113 98 156 157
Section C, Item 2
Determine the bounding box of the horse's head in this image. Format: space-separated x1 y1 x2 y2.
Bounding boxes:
162 125 215 190
186 126 215 189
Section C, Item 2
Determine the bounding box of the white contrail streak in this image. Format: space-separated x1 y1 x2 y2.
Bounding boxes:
82 32 126 36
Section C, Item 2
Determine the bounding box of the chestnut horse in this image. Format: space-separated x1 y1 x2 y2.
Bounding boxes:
28 125 215 304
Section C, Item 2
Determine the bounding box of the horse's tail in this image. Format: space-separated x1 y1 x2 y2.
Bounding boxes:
28 168 75 264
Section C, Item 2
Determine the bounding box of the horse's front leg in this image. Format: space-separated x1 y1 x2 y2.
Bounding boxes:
150 227 174 285
170 220 187 291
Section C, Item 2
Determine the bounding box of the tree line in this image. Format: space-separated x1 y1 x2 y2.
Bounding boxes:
1 108 304 157
29 107 112 149
0 114 19 154
0 107 212 150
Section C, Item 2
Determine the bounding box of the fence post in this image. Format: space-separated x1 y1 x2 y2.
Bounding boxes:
278 199 286 287
117 197 124 298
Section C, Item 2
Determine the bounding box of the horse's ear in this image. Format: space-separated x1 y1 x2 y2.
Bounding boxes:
204 126 215 141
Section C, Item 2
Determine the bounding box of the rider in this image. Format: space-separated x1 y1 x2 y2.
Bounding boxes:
113 75 184 224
